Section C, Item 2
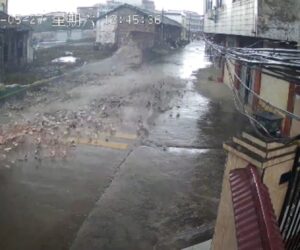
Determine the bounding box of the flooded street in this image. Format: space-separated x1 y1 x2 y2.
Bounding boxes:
0 42 245 250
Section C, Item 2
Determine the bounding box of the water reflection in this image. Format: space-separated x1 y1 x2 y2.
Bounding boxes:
167 147 210 155
149 42 213 147
148 41 212 80
178 42 212 79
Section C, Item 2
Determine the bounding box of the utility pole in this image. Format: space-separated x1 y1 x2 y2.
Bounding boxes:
161 9 164 43
188 13 191 42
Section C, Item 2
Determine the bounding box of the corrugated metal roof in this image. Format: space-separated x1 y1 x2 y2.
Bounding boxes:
229 165 284 250
97 4 182 28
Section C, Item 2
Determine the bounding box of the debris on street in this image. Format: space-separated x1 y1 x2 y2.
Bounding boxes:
51 56 80 64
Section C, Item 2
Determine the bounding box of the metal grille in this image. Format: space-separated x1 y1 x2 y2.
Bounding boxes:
279 147 300 250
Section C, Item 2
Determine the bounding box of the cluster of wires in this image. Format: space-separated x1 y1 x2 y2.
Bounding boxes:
206 39 300 84
204 37 300 142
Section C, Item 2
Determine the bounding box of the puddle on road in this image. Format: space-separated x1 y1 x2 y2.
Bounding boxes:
149 42 215 148
149 41 212 81
179 44 212 79
167 147 210 155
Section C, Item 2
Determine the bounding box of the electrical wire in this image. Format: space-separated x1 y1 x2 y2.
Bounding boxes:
204 37 300 142
205 38 300 121
205 38 300 85
224 59 279 140
226 57 300 122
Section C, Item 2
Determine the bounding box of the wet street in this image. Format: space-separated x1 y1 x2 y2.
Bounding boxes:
0 42 244 250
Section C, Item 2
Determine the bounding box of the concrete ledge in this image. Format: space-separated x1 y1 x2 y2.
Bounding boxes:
182 240 212 250
224 142 296 169
233 136 297 159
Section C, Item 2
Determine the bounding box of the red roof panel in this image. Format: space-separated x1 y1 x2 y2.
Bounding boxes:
229 165 284 250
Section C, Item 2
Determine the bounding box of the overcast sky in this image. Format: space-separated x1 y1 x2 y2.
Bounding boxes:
8 0 203 15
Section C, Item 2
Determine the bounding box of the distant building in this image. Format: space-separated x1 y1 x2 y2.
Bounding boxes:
44 12 67 17
0 0 7 13
77 6 99 19
96 0 155 16
164 10 188 41
142 0 155 11
0 11 33 81
120 0 143 5
96 4 182 49
98 1 123 16
184 11 203 36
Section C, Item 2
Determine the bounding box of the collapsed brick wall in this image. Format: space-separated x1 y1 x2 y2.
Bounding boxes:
115 7 156 49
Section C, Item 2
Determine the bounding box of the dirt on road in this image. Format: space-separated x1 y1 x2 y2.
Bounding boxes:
0 41 246 250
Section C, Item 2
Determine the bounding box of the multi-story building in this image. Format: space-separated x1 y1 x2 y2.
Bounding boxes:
204 0 300 45
203 0 300 137
184 11 204 37
165 10 188 41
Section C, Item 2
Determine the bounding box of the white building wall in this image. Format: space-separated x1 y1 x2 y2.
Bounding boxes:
165 14 182 25
204 0 300 42
223 60 235 88
204 0 257 37
96 16 117 44
260 73 289 111
258 0 300 43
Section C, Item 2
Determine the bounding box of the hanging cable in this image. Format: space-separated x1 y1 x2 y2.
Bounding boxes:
204 36 300 142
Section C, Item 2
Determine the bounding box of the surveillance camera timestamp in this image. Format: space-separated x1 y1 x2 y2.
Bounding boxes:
105 14 161 25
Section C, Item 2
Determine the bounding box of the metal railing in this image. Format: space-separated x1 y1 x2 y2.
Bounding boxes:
279 147 300 249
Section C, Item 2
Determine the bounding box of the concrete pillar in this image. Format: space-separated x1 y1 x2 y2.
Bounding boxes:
211 131 299 250
0 33 4 82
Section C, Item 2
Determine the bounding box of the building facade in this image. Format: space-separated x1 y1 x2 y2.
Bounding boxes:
204 0 300 43
203 0 300 137
184 11 204 37
0 10 33 81
96 4 182 49
165 10 188 41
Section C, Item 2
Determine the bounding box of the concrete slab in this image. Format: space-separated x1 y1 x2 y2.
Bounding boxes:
0 145 129 250
71 146 222 250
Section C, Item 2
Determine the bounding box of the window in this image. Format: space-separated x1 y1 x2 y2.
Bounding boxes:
217 0 223 8
0 3 5 12
206 0 213 11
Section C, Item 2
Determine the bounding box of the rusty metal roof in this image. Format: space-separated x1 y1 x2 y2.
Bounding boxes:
229 165 284 250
